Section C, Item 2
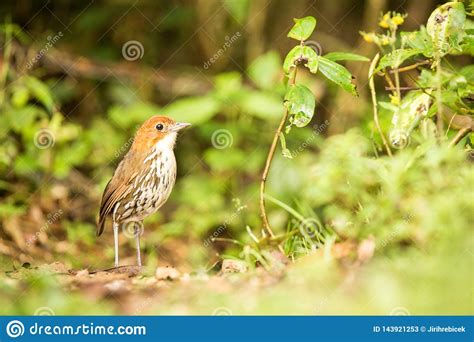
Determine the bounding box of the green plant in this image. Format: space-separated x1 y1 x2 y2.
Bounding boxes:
362 2 473 152
259 16 368 239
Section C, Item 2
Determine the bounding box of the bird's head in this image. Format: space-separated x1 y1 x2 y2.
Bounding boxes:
132 115 191 152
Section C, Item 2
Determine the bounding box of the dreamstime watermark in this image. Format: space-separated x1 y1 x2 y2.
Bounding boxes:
121 221 144 239
389 129 411 149
211 129 233 149
212 307 233 315
390 306 410 316
6 320 24 338
6 320 146 337
115 136 134 159
305 40 323 56
34 129 55 149
34 307 55 316
378 214 412 249
26 209 63 247
300 217 322 238
289 217 323 239
25 32 63 70
314 298 328 314
291 119 330 158
203 200 246 247
122 40 144 61
203 31 241 69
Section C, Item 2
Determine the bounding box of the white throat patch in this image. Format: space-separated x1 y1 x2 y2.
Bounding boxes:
155 132 177 152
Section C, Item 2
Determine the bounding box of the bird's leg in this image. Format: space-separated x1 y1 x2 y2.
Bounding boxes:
134 223 142 268
113 221 119 268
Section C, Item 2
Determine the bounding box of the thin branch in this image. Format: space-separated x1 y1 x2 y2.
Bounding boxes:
435 60 444 138
211 237 244 246
368 53 392 157
389 60 430 73
385 86 435 91
20 43 211 96
449 127 471 147
390 30 401 102
259 67 298 239
382 72 396 91
0 19 12 107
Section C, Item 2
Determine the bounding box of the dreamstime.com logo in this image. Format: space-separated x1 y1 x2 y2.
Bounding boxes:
6 320 24 338
5 320 146 338
211 129 233 149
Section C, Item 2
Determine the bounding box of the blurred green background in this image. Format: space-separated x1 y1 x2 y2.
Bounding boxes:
0 0 472 315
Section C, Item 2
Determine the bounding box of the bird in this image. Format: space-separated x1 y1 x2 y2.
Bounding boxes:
98 115 190 269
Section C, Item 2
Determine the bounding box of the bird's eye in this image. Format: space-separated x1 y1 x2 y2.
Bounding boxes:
156 123 164 131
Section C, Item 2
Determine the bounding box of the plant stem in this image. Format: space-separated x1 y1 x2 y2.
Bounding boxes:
385 86 435 91
390 29 401 101
449 127 471 147
383 72 396 90
259 67 298 238
389 60 430 73
435 59 444 138
0 20 12 107
369 53 392 157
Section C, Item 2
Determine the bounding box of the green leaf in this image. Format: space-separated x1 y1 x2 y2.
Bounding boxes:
240 90 283 120
284 84 315 127
6 106 40 133
378 101 398 113
389 90 432 148
376 49 423 72
204 148 247 172
283 46 319 75
248 51 282 90
459 65 474 83
318 57 358 95
468 1 474 16
162 96 220 124
223 0 249 24
213 72 242 100
427 2 466 56
323 52 369 62
23 76 54 112
460 35 474 55
11 86 30 108
108 102 160 128
401 27 434 57
304 48 319 73
287 16 316 41
283 46 302 74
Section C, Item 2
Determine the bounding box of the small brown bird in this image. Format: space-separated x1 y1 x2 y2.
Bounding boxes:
98 116 190 268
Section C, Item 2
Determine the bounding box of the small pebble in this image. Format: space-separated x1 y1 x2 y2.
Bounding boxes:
155 266 181 280
104 279 128 293
221 259 247 273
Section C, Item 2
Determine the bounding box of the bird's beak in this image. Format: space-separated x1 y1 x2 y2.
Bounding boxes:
171 122 191 132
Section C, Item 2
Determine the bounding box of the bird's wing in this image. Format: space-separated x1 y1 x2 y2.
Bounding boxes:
97 150 142 236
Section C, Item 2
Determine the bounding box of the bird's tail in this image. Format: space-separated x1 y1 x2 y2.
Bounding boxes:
97 215 106 237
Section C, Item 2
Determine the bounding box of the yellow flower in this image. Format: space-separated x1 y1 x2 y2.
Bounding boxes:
381 37 390 46
362 33 374 43
390 95 400 106
392 15 404 26
379 13 390 28
379 20 389 28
